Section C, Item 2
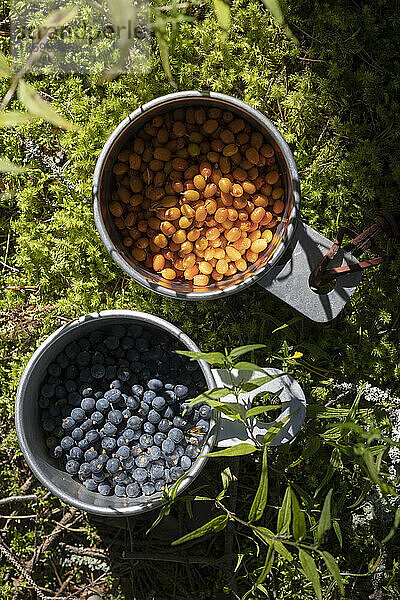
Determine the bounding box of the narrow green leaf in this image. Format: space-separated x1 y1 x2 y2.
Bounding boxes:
206 443 257 458
271 316 302 334
246 405 280 419
361 448 395 496
333 520 343 547
254 527 293 561
248 446 268 522
155 26 177 88
0 111 34 127
277 485 291 534
0 50 11 77
262 410 298 446
382 506 400 543
221 466 235 491
107 0 137 68
0 157 27 173
170 472 187 500
212 0 231 39
185 392 243 421
229 344 266 360
319 550 344 596
241 373 282 392
186 387 230 407
17 80 78 130
234 361 265 373
176 350 226 367
171 514 228 545
299 549 322 600
260 0 299 44
257 545 274 583
317 489 333 543
290 488 306 540
146 503 170 535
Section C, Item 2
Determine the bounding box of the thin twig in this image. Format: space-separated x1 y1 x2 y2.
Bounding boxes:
0 494 37 506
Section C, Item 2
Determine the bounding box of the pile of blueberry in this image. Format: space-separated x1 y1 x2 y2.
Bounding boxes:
39 323 212 498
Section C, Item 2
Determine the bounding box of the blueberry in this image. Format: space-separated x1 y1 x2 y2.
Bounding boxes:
88 330 102 345
65 341 80 359
98 483 112 496
152 396 166 411
126 396 140 410
62 417 75 431
162 439 175 454
165 451 180 466
110 379 123 390
169 428 184 443
180 455 192 470
181 402 193 416
164 469 172 484
52 445 63 458
131 386 145 400
136 338 149 352
41 384 55 398
105 336 119 350
185 445 200 459
81 387 93 397
127 348 140 362
158 419 171 433
122 456 135 470
108 410 123 425
173 416 187 429
132 430 141 441
96 398 109 413
130 361 143 374
68 392 82 407
163 406 175 420
65 380 77 393
48 363 61 378
56 353 70 369
148 347 163 361
91 411 104 425
84 448 98 462
113 484 125 497
80 418 93 433
81 397 96 412
94 391 103 399
174 385 188 399
77 351 91 367
112 470 127 484
148 410 162 425
102 437 117 452
42 418 56 433
155 480 166 492
79 462 92 478
143 421 156 435
39 396 50 409
141 482 155 496
103 421 117 436
121 428 136 444
78 438 90 451
164 382 174 391
139 434 153 449
141 390 154 404
105 366 117 380
55 385 67 399
128 324 143 338
70 407 85 423
126 482 140 497
149 446 161 461
127 416 142 431
72 427 84 441
85 430 100 444
199 405 211 419
196 419 210 434
170 466 184 481
150 463 165 480
117 367 130 382
175 444 185 457
106 458 121 474
104 389 121 403
131 445 142 458
164 390 177 405
116 446 130 460
133 467 147 483
147 379 163 392
138 402 150 417
91 364 105 379
154 432 167 446
92 352 105 366
122 408 132 421
84 478 98 491
135 454 150 468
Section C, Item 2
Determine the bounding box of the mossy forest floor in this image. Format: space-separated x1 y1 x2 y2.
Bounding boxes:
0 0 400 598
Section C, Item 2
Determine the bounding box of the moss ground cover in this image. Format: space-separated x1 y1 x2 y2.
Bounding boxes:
0 0 399 598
